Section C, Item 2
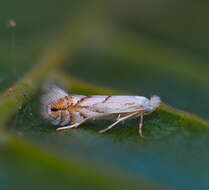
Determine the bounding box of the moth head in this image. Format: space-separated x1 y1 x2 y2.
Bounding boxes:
41 85 71 126
45 105 72 126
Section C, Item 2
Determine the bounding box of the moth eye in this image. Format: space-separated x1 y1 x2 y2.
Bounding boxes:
51 108 59 112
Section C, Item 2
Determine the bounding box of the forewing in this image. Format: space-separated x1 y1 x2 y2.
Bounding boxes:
77 95 148 114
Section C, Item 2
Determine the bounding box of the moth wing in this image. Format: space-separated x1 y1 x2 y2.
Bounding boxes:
79 96 148 114
101 104 146 114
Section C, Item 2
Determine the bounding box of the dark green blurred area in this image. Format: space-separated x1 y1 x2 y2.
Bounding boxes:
0 0 78 92
1 0 209 190
68 0 209 118
1 0 209 117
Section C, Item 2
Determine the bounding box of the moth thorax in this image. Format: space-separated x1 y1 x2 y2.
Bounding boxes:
51 98 69 111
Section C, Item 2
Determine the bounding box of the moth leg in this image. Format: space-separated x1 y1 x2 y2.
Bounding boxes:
138 114 144 138
116 114 121 121
98 112 139 134
116 114 125 125
56 118 89 131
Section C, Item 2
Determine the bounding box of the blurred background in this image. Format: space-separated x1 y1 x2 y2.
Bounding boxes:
1 0 209 190
1 0 209 118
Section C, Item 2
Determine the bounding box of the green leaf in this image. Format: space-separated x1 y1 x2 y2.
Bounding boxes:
7 75 209 190
1 137 158 190
1 1 209 190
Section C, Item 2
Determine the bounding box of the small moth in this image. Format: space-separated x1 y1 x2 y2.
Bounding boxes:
41 85 161 137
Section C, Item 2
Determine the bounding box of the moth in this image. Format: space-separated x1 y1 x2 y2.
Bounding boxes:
41 85 161 137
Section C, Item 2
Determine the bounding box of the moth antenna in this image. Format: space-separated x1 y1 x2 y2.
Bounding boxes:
7 19 16 52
